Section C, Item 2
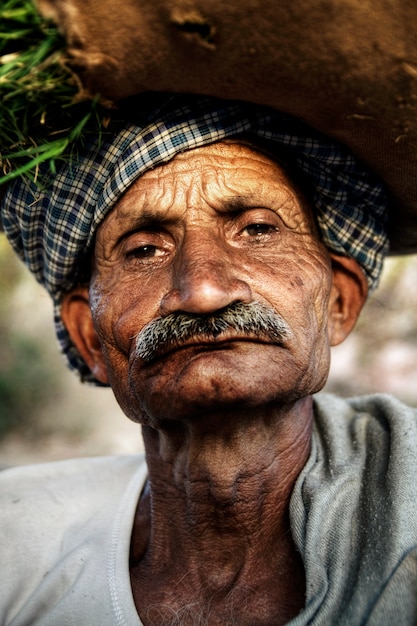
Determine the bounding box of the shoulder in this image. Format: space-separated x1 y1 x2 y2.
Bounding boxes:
312 392 417 481
293 394 417 623
0 455 147 543
314 392 417 439
0 454 146 541
0 454 146 512
0 455 147 624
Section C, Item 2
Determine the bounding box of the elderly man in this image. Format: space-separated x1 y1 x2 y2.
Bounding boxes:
1 94 417 626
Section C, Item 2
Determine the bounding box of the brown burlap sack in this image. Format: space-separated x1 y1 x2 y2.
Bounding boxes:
36 0 417 252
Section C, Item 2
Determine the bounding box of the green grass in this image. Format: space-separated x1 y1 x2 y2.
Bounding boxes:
0 0 107 186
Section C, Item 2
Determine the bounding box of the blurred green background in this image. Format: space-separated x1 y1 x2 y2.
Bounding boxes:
0 234 140 465
0 233 416 465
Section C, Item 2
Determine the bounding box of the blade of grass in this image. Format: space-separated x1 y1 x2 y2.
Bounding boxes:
0 0 114 187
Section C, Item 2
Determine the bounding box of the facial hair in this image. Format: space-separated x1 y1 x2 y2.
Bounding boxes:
133 301 291 363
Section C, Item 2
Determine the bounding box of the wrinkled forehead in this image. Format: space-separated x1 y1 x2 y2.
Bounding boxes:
101 140 317 235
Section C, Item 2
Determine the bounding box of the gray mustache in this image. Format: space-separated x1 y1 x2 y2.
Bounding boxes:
134 301 291 362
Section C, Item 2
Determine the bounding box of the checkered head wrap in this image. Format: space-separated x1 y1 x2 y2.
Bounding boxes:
1 93 388 383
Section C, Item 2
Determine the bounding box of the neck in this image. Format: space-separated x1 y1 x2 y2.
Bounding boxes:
130 396 313 626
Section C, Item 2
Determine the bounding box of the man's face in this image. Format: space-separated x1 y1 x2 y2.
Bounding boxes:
89 142 335 425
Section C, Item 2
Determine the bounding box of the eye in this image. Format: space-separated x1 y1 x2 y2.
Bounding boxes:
230 209 282 248
122 231 173 267
126 244 165 259
243 223 278 237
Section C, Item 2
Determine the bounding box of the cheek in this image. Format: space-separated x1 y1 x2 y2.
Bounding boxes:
302 255 333 328
244 240 332 318
90 271 164 352
245 241 333 372
297 261 333 359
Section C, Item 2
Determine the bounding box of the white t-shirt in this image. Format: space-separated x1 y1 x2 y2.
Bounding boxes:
1 453 146 625
1 393 417 625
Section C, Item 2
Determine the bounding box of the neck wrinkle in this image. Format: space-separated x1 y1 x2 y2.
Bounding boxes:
134 396 313 559
130 398 312 625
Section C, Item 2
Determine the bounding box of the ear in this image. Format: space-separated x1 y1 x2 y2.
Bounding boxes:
61 287 109 384
327 253 368 347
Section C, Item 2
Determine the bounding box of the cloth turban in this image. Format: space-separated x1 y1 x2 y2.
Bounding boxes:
0 93 388 383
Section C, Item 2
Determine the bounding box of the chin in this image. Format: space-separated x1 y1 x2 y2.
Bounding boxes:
122 348 320 425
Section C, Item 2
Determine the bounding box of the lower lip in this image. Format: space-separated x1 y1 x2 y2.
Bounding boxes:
148 339 280 362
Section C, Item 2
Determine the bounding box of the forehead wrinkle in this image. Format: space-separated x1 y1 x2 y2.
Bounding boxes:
205 171 313 233
105 143 316 234
110 175 180 226
273 190 313 232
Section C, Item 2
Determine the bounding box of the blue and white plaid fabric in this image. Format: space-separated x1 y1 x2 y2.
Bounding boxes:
1 94 388 383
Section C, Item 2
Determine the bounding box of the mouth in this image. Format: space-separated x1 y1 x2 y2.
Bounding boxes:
136 333 285 364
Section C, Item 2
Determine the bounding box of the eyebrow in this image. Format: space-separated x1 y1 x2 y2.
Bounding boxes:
111 210 175 250
118 209 172 227
117 194 258 223
221 196 258 213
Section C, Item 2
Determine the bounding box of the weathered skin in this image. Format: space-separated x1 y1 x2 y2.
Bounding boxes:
62 142 367 625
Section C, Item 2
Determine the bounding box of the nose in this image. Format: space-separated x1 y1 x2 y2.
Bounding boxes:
160 232 252 315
